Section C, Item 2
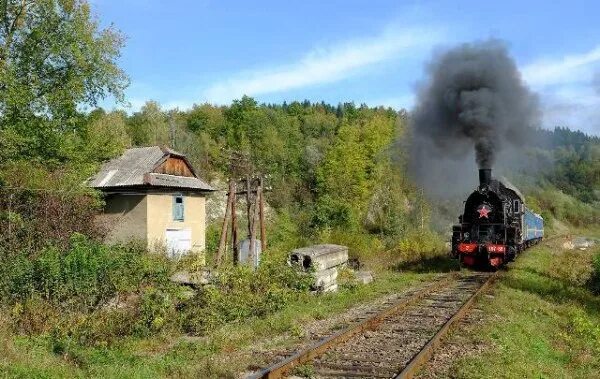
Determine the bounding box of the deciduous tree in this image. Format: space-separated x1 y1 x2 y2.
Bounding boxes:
0 0 128 162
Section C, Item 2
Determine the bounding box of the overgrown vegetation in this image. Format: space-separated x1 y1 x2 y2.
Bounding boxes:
589 250 600 295
0 233 316 345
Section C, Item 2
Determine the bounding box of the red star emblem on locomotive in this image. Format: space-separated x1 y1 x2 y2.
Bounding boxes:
477 204 491 218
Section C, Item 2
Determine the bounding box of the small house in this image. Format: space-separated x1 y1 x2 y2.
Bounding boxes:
89 146 214 260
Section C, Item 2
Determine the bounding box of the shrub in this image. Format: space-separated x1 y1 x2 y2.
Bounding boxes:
0 162 104 256
10 296 62 335
135 287 177 336
203 222 222 265
60 307 139 347
548 249 595 287
0 234 173 310
181 250 312 334
397 229 446 260
1 234 179 345
589 250 600 295
317 227 385 263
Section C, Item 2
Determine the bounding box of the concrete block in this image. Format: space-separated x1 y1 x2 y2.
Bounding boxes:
314 266 338 289
289 244 349 293
289 244 348 271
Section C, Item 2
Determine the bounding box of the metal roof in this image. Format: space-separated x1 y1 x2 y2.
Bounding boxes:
88 146 214 192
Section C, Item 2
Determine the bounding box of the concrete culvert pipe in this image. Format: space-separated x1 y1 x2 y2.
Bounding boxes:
288 244 349 292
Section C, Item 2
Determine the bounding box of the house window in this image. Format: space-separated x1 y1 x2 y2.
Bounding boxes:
173 194 184 221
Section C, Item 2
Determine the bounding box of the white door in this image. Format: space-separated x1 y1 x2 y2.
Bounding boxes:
165 228 192 258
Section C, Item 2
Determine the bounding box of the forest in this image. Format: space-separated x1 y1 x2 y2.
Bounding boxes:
0 1 599 377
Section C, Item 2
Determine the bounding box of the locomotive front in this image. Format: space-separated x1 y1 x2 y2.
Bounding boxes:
451 168 523 268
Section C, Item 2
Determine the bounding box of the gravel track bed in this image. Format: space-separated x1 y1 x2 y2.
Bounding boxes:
291 272 492 378
240 276 450 377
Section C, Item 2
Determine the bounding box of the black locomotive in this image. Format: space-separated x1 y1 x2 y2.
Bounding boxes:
451 168 544 268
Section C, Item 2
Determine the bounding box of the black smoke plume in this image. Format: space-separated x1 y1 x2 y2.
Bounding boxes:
410 40 539 176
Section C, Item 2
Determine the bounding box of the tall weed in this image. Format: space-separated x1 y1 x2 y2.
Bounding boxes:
0 234 172 310
181 250 312 334
588 250 600 295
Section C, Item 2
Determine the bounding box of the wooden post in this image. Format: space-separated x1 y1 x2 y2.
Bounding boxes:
246 176 252 237
246 176 256 267
224 220 230 256
215 179 234 266
258 177 267 251
231 181 239 265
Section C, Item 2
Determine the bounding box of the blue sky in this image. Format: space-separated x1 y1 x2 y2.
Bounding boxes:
91 0 600 135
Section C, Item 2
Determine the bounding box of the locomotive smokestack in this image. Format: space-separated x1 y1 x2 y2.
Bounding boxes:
479 168 492 187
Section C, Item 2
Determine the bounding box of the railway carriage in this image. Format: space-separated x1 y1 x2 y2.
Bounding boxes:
451 168 543 268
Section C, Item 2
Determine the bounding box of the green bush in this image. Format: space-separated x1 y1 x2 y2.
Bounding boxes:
203 222 222 265
181 250 312 334
64 307 139 347
528 188 600 227
0 234 180 345
135 287 177 336
317 227 385 263
1 231 315 344
398 229 445 256
589 251 600 295
0 234 173 310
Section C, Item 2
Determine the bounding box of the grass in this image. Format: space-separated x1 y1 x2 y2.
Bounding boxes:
0 256 451 378
9 230 598 379
433 232 600 379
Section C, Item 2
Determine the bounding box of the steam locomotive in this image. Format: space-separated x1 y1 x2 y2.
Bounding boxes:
451 168 544 268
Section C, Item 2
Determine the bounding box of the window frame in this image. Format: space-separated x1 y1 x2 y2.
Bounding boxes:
173 193 185 221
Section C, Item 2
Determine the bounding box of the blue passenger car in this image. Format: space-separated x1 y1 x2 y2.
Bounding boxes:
523 208 544 243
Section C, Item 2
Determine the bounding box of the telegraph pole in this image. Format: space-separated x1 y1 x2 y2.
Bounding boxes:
258 177 266 251
231 181 239 265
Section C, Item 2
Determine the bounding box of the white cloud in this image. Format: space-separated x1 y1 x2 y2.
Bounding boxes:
366 94 415 110
520 45 600 135
521 45 600 88
202 25 442 104
539 87 600 134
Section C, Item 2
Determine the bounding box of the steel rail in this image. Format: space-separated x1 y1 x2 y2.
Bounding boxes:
393 270 499 379
248 275 456 379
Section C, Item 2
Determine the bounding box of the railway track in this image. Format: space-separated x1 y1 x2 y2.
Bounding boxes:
249 271 497 379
